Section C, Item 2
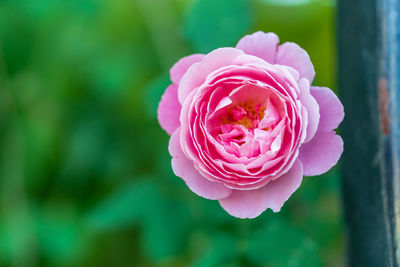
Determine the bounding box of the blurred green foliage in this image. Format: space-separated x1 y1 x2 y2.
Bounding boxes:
0 0 343 266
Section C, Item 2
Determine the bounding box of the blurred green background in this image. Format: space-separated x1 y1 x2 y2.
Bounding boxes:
0 0 343 266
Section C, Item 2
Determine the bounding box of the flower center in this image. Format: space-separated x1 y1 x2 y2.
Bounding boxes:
206 84 286 159
222 101 266 130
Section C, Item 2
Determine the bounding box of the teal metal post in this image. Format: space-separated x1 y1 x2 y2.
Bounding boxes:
338 0 400 266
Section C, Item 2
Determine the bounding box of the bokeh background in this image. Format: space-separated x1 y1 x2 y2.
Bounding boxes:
0 0 343 266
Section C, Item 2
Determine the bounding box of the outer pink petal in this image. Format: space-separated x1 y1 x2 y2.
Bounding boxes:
158 85 181 135
170 54 205 85
310 86 344 132
169 129 232 200
219 160 303 218
299 78 320 143
298 130 343 176
276 42 315 83
178 48 244 104
235 31 279 64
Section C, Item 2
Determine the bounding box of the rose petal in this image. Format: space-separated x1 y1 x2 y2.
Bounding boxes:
276 42 315 83
235 31 279 64
169 128 232 200
158 85 181 135
178 48 244 104
299 78 320 143
310 86 344 132
219 160 303 218
170 54 205 85
298 130 343 176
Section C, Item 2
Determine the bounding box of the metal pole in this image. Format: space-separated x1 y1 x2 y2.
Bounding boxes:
338 0 400 265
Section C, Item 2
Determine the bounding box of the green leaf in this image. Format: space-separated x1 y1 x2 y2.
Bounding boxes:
245 218 322 267
57 114 109 189
185 0 251 52
0 208 36 265
191 233 238 267
86 179 192 262
142 198 191 261
34 203 88 265
85 180 161 230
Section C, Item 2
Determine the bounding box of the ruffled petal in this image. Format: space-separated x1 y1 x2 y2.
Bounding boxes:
299 78 320 143
276 42 315 83
170 54 205 85
310 86 344 132
235 31 279 64
169 129 232 200
178 48 244 104
219 160 303 218
158 85 181 135
298 130 343 176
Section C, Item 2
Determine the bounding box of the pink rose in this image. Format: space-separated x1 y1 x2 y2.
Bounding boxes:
158 31 344 218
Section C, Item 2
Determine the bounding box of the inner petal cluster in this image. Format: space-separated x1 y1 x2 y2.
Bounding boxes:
181 63 304 190
208 84 285 160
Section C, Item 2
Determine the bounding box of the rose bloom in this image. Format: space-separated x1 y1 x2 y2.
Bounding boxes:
158 32 344 218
